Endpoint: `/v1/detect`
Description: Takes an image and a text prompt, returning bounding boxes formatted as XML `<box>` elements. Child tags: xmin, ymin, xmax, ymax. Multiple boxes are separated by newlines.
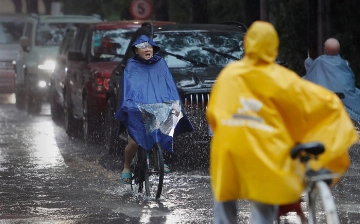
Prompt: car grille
<box><xmin>182</xmin><ymin>93</ymin><xmax>210</xmax><ymax>133</ymax></box>
<box><xmin>183</xmin><ymin>93</ymin><xmax>210</xmax><ymax>108</ymax></box>
<box><xmin>173</xmin><ymin>92</ymin><xmax>211</xmax><ymax>152</ymax></box>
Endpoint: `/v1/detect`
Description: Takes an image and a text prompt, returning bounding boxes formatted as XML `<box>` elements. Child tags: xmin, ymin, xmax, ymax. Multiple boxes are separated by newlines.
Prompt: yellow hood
<box><xmin>207</xmin><ymin>21</ymin><xmax>358</xmax><ymax>205</ymax></box>
<box><xmin>243</xmin><ymin>21</ymin><xmax>279</xmax><ymax>65</ymax></box>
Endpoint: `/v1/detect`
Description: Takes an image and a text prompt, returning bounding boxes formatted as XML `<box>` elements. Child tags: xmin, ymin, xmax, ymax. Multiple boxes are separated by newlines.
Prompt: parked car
<box><xmin>0</xmin><ymin>13</ymin><xmax>27</xmax><ymax>93</ymax></box>
<box><xmin>104</xmin><ymin>23</ymin><xmax>287</xmax><ymax>165</ymax></box>
<box><xmin>14</xmin><ymin>14</ymin><xmax>102</xmax><ymax>114</ymax></box>
<box><xmin>64</xmin><ymin>20</ymin><xmax>175</xmax><ymax>142</ymax></box>
<box><xmin>50</xmin><ymin>25</ymin><xmax>77</xmax><ymax>121</ymax></box>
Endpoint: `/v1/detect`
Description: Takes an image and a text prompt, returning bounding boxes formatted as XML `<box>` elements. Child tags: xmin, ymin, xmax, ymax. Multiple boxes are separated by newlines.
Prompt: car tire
<box><xmin>50</xmin><ymin>85</ymin><xmax>63</xmax><ymax>121</ymax></box>
<box><xmin>15</xmin><ymin>87</ymin><xmax>25</xmax><ymax>110</ymax></box>
<box><xmin>25</xmin><ymin>86</ymin><xmax>42</xmax><ymax>115</ymax></box>
<box><xmin>82</xmin><ymin>95</ymin><xmax>98</xmax><ymax>143</ymax></box>
<box><xmin>64</xmin><ymin>89</ymin><xmax>81</xmax><ymax>137</ymax></box>
<box><xmin>105</xmin><ymin>97</ymin><xmax>122</xmax><ymax>155</ymax></box>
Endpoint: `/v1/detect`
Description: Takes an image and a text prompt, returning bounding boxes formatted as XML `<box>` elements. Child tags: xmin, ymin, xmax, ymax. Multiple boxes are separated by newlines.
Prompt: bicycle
<box><xmin>278</xmin><ymin>142</ymin><xmax>341</xmax><ymax>224</ymax></box>
<box><xmin>130</xmin><ymin>142</ymin><xmax>165</xmax><ymax>200</ymax></box>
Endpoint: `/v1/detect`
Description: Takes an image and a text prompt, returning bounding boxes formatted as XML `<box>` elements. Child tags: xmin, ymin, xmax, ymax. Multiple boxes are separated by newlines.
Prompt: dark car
<box><xmin>104</xmin><ymin>23</ymin><xmax>251</xmax><ymax>164</ymax></box>
<box><xmin>50</xmin><ymin>25</ymin><xmax>77</xmax><ymax>121</ymax></box>
<box><xmin>15</xmin><ymin>14</ymin><xmax>102</xmax><ymax>114</ymax></box>
<box><xmin>63</xmin><ymin>20</ymin><xmax>175</xmax><ymax>142</ymax></box>
<box><xmin>0</xmin><ymin>13</ymin><xmax>27</xmax><ymax>93</ymax></box>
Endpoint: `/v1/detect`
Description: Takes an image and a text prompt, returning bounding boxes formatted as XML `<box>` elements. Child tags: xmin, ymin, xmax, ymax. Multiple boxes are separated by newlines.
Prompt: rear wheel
<box><xmin>307</xmin><ymin>181</ymin><xmax>340</xmax><ymax>224</ymax></box>
<box><xmin>15</xmin><ymin>87</ymin><xmax>25</xmax><ymax>110</ymax></box>
<box><xmin>144</xmin><ymin>143</ymin><xmax>164</xmax><ymax>199</ymax></box>
<box><xmin>50</xmin><ymin>85</ymin><xmax>63</xmax><ymax>121</ymax></box>
<box><xmin>25</xmin><ymin>88</ymin><xmax>42</xmax><ymax>115</ymax></box>
<box><xmin>82</xmin><ymin>96</ymin><xmax>98</xmax><ymax>143</ymax></box>
<box><xmin>64</xmin><ymin>90</ymin><xmax>81</xmax><ymax>137</ymax></box>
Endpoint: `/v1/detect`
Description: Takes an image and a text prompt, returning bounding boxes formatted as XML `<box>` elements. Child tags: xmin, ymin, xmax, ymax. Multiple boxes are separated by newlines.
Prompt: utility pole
<box><xmin>308</xmin><ymin>0</ymin><xmax>318</xmax><ymax>59</ymax></box>
<box><xmin>260</xmin><ymin>0</ymin><xmax>269</xmax><ymax>21</ymax></box>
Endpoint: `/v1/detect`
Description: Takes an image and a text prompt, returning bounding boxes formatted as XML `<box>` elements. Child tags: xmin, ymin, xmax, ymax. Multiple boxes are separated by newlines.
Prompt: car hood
<box><xmin>170</xmin><ymin>66</ymin><xmax>222</xmax><ymax>93</ymax></box>
<box><xmin>0</xmin><ymin>44</ymin><xmax>20</xmax><ymax>61</ymax></box>
<box><xmin>88</xmin><ymin>61</ymin><xmax>120</xmax><ymax>77</ymax></box>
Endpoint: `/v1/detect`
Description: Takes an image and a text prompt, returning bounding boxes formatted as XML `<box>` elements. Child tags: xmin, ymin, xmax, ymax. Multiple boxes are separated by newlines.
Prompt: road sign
<box><xmin>130</xmin><ymin>0</ymin><xmax>153</xmax><ymax>20</ymax></box>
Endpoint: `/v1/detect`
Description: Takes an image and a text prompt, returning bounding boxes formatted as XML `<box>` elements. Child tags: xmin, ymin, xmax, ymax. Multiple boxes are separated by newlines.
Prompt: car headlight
<box><xmin>38</xmin><ymin>80</ymin><xmax>47</xmax><ymax>88</ymax></box>
<box><xmin>38</xmin><ymin>60</ymin><xmax>56</xmax><ymax>71</ymax></box>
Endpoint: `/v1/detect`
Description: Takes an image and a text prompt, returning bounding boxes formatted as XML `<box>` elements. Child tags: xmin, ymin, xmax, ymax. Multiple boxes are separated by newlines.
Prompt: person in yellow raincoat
<box><xmin>206</xmin><ymin>21</ymin><xmax>358</xmax><ymax>223</ymax></box>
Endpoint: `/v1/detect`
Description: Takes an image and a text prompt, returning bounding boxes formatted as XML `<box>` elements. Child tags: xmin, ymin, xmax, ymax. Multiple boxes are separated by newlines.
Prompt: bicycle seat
<box><xmin>290</xmin><ymin>142</ymin><xmax>325</xmax><ymax>159</ymax></box>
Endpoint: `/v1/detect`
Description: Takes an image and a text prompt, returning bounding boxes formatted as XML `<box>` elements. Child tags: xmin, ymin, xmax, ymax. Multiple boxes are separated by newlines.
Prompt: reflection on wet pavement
<box><xmin>0</xmin><ymin>93</ymin><xmax>360</xmax><ymax>223</ymax></box>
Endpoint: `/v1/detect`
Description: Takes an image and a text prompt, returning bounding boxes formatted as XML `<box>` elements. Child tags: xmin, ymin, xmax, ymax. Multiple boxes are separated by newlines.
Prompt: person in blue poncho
<box><xmin>115</xmin><ymin>35</ymin><xmax>193</xmax><ymax>184</ymax></box>
<box><xmin>303</xmin><ymin>37</ymin><xmax>360</xmax><ymax>122</ymax></box>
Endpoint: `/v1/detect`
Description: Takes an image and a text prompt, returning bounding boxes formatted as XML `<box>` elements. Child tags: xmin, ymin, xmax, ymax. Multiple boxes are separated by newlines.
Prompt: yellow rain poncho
<box><xmin>207</xmin><ymin>21</ymin><xmax>358</xmax><ymax>205</ymax></box>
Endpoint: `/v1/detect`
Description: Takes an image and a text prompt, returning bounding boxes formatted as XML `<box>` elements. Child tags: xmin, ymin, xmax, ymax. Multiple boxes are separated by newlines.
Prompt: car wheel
<box><xmin>82</xmin><ymin>96</ymin><xmax>97</xmax><ymax>143</ymax></box>
<box><xmin>64</xmin><ymin>89</ymin><xmax>81</xmax><ymax>137</ymax></box>
<box><xmin>105</xmin><ymin>97</ymin><xmax>122</xmax><ymax>155</ymax></box>
<box><xmin>50</xmin><ymin>85</ymin><xmax>63</xmax><ymax>121</ymax></box>
<box><xmin>25</xmin><ymin>86</ymin><xmax>42</xmax><ymax>115</ymax></box>
<box><xmin>15</xmin><ymin>87</ymin><xmax>25</xmax><ymax>110</ymax></box>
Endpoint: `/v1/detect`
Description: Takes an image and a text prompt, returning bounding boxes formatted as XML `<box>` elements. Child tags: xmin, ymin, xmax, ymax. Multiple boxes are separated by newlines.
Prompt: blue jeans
<box><xmin>213</xmin><ymin>200</ymin><xmax>278</xmax><ymax>224</ymax></box>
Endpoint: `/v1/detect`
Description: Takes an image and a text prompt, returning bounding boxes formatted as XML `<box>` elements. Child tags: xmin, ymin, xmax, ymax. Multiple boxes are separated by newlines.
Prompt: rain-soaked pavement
<box><xmin>0</xmin><ymin>93</ymin><xmax>360</xmax><ymax>224</ymax></box>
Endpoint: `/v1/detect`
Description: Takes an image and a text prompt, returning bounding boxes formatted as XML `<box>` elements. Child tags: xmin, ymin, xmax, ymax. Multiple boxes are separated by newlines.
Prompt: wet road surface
<box><xmin>0</xmin><ymin>93</ymin><xmax>360</xmax><ymax>223</ymax></box>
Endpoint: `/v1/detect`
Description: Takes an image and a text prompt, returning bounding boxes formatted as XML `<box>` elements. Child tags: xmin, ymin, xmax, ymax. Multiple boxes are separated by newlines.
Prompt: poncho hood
<box><xmin>243</xmin><ymin>21</ymin><xmax>279</xmax><ymax>65</ymax></box>
<box><xmin>131</xmin><ymin>34</ymin><xmax>160</xmax><ymax>54</ymax></box>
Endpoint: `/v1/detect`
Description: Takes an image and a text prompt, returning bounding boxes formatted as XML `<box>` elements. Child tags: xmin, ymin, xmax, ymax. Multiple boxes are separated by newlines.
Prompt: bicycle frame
<box><xmin>278</xmin><ymin>142</ymin><xmax>341</xmax><ymax>224</ymax></box>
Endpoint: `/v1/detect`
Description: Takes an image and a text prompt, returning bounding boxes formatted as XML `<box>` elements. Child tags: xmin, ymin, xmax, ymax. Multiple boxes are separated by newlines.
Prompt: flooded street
<box><xmin>0</xmin><ymin>93</ymin><xmax>360</xmax><ymax>223</ymax></box>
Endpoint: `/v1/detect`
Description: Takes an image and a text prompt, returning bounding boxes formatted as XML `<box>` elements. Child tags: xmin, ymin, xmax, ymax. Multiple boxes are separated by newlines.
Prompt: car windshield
<box><xmin>0</xmin><ymin>20</ymin><xmax>25</xmax><ymax>44</ymax></box>
<box><xmin>153</xmin><ymin>30</ymin><xmax>245</xmax><ymax>67</ymax></box>
<box><xmin>36</xmin><ymin>22</ymin><xmax>81</xmax><ymax>46</ymax></box>
<box><xmin>91</xmin><ymin>28</ymin><xmax>137</xmax><ymax>61</ymax></box>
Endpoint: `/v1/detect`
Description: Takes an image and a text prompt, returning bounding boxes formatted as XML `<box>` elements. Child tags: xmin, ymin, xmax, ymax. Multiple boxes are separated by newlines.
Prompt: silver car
<box><xmin>0</xmin><ymin>13</ymin><xmax>27</xmax><ymax>93</ymax></box>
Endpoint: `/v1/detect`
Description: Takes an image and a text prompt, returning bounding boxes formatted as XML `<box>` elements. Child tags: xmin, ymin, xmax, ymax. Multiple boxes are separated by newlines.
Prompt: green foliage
<box><xmin>269</xmin><ymin>0</ymin><xmax>308</xmax><ymax>76</ymax></box>
<box><xmin>207</xmin><ymin>0</ymin><xmax>245</xmax><ymax>23</ymax></box>
<box><xmin>61</xmin><ymin>0</ymin><xmax>359</xmax><ymax>81</ymax></box>
<box><xmin>331</xmin><ymin>1</ymin><xmax>360</xmax><ymax>85</ymax></box>
<box><xmin>62</xmin><ymin>0</ymin><xmax>131</xmax><ymax>21</ymax></box>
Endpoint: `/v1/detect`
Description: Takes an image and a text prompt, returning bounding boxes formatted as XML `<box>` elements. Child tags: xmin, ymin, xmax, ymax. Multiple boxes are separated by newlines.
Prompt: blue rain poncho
<box><xmin>303</xmin><ymin>55</ymin><xmax>360</xmax><ymax>121</ymax></box>
<box><xmin>115</xmin><ymin>35</ymin><xmax>193</xmax><ymax>152</ymax></box>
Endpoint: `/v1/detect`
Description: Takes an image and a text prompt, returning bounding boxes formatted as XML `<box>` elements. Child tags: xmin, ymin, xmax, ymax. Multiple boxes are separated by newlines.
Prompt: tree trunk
<box><xmin>245</xmin><ymin>0</ymin><xmax>260</xmax><ymax>27</ymax></box>
<box><xmin>192</xmin><ymin>0</ymin><xmax>208</xmax><ymax>23</ymax></box>
<box><xmin>43</xmin><ymin>0</ymin><xmax>53</xmax><ymax>15</ymax></box>
<box><xmin>12</xmin><ymin>0</ymin><xmax>22</xmax><ymax>13</ymax></box>
<box><xmin>26</xmin><ymin>0</ymin><xmax>38</xmax><ymax>14</ymax></box>
<box><xmin>308</xmin><ymin>0</ymin><xmax>318</xmax><ymax>59</ymax></box>
<box><xmin>154</xmin><ymin>0</ymin><xmax>169</xmax><ymax>21</ymax></box>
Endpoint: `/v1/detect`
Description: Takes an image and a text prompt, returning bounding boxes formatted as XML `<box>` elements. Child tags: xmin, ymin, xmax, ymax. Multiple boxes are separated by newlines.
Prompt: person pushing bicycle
<box><xmin>206</xmin><ymin>21</ymin><xmax>358</xmax><ymax>223</ymax></box>
<box><xmin>115</xmin><ymin>34</ymin><xmax>193</xmax><ymax>184</ymax></box>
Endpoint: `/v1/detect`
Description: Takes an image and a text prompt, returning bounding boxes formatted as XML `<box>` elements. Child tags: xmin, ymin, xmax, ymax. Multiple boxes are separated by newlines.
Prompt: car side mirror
<box><xmin>68</xmin><ymin>51</ymin><xmax>85</xmax><ymax>61</ymax></box>
<box><xmin>19</xmin><ymin>36</ymin><xmax>29</xmax><ymax>52</ymax></box>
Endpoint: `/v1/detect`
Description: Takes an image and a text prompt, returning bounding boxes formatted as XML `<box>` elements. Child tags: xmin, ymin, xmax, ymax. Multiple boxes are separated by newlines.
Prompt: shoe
<box><xmin>164</xmin><ymin>164</ymin><xmax>170</xmax><ymax>173</ymax></box>
<box><xmin>121</xmin><ymin>172</ymin><xmax>132</xmax><ymax>184</ymax></box>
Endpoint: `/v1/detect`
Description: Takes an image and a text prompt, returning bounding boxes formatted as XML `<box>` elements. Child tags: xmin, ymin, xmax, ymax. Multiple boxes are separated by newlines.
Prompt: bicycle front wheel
<box><xmin>144</xmin><ymin>142</ymin><xmax>164</xmax><ymax>199</ymax></box>
<box><xmin>307</xmin><ymin>181</ymin><xmax>340</xmax><ymax>224</ymax></box>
